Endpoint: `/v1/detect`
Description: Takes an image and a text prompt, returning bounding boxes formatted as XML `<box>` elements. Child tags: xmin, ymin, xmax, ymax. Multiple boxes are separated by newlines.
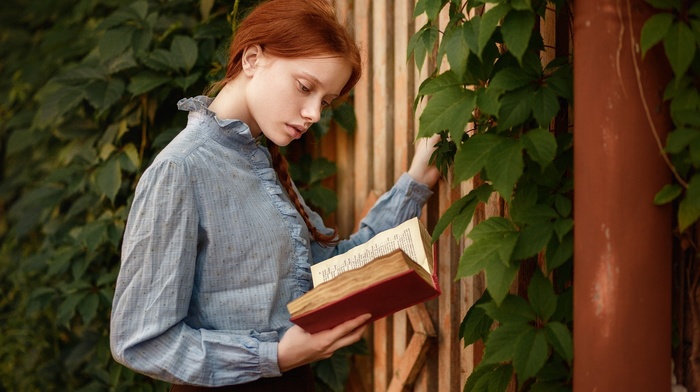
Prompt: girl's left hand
<box><xmin>407</xmin><ymin>134</ymin><xmax>441</xmax><ymax>188</ymax></box>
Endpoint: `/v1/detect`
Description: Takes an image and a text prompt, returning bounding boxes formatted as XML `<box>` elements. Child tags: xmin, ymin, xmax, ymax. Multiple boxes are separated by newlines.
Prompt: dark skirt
<box><xmin>169</xmin><ymin>365</ymin><xmax>315</xmax><ymax>392</ymax></box>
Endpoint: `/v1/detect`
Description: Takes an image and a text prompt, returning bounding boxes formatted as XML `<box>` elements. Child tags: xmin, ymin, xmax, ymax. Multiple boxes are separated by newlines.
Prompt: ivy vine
<box><xmin>410</xmin><ymin>0</ymin><xmax>573</xmax><ymax>390</ymax></box>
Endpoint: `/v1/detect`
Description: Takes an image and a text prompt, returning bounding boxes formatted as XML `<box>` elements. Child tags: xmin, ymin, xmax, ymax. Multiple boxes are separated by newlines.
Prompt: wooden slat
<box><xmin>331</xmin><ymin>0</ymin><xmax>356</xmax><ymax>237</ymax></box>
<box><xmin>393</xmin><ymin>0</ymin><xmax>414</xmax><ymax>180</ymax></box>
<box><xmin>372</xmin><ymin>0</ymin><xmax>392</xmax><ymax>192</ymax></box>
<box><xmin>353</xmin><ymin>0</ymin><xmax>373</xmax><ymax>219</ymax></box>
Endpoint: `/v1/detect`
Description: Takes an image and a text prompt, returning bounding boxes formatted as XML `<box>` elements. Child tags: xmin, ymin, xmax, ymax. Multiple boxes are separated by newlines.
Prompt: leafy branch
<box><xmin>411</xmin><ymin>0</ymin><xmax>573</xmax><ymax>390</ymax></box>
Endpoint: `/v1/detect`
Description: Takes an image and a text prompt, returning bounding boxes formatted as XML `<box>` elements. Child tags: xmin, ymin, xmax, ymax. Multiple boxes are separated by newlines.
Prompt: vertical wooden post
<box><xmin>573</xmin><ymin>0</ymin><xmax>672</xmax><ymax>390</ymax></box>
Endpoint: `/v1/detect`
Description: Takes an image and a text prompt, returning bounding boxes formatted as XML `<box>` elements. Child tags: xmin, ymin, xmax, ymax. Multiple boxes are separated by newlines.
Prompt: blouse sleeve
<box><xmin>309</xmin><ymin>172</ymin><xmax>434</xmax><ymax>264</ymax></box>
<box><xmin>110</xmin><ymin>158</ymin><xmax>280</xmax><ymax>386</ymax></box>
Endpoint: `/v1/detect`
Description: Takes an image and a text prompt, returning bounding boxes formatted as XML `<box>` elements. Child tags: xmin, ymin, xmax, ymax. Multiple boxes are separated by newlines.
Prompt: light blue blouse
<box><xmin>110</xmin><ymin>96</ymin><xmax>433</xmax><ymax>386</ymax></box>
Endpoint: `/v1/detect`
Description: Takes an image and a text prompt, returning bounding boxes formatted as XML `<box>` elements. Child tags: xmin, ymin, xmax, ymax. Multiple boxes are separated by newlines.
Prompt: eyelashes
<box><xmin>298</xmin><ymin>81</ymin><xmax>331</xmax><ymax>108</ymax></box>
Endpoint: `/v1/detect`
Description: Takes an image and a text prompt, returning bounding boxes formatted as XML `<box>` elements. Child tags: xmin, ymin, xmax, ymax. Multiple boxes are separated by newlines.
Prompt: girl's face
<box><xmin>243</xmin><ymin>49</ymin><xmax>352</xmax><ymax>146</ymax></box>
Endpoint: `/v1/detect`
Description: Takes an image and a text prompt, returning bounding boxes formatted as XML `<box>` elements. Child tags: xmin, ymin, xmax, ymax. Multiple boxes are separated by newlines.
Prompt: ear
<box><xmin>241</xmin><ymin>45</ymin><xmax>264</xmax><ymax>77</ymax></box>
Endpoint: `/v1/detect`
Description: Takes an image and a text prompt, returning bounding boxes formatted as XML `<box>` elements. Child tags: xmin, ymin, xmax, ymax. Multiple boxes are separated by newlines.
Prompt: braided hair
<box><xmin>268</xmin><ymin>144</ymin><xmax>340</xmax><ymax>246</ymax></box>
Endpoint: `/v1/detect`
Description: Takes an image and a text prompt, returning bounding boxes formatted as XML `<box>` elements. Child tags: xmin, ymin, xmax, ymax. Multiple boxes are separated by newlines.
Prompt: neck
<box><xmin>208</xmin><ymin>78</ymin><xmax>258</xmax><ymax>135</ymax></box>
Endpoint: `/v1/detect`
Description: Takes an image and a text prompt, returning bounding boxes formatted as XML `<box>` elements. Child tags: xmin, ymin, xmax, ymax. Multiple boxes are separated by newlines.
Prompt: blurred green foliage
<box><xmin>0</xmin><ymin>0</ymin><xmax>356</xmax><ymax>390</ymax></box>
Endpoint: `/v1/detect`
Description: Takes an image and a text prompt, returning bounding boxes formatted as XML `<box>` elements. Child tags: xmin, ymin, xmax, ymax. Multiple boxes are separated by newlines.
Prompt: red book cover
<box><xmin>289</xmin><ymin>247</ymin><xmax>440</xmax><ymax>334</ymax></box>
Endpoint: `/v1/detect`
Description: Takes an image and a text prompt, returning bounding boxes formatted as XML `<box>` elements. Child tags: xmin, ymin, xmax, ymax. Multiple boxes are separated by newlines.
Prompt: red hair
<box><xmin>214</xmin><ymin>0</ymin><xmax>362</xmax><ymax>99</ymax></box>
<box><xmin>216</xmin><ymin>0</ymin><xmax>362</xmax><ymax>246</ymax></box>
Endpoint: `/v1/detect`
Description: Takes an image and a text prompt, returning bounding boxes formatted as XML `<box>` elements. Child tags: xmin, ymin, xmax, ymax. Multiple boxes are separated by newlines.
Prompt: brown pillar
<box><xmin>573</xmin><ymin>0</ymin><xmax>672</xmax><ymax>391</ymax></box>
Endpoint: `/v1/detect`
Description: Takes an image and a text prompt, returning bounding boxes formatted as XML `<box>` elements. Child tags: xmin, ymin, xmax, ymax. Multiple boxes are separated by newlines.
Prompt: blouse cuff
<box><xmin>258</xmin><ymin>341</ymin><xmax>282</xmax><ymax>378</ymax></box>
<box><xmin>397</xmin><ymin>172</ymin><xmax>433</xmax><ymax>205</ymax></box>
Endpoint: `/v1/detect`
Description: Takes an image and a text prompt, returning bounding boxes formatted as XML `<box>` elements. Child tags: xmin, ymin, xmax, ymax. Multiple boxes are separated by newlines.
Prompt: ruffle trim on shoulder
<box><xmin>243</xmin><ymin>140</ymin><xmax>313</xmax><ymax>298</ymax></box>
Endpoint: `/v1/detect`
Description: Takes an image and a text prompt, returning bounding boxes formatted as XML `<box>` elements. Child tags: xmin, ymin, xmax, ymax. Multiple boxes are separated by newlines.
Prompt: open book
<box><xmin>287</xmin><ymin>217</ymin><xmax>440</xmax><ymax>333</ymax></box>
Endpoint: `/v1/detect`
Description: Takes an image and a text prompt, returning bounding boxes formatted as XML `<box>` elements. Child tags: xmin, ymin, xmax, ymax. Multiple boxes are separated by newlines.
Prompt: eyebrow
<box><xmin>300</xmin><ymin>71</ymin><xmax>340</xmax><ymax>98</ymax></box>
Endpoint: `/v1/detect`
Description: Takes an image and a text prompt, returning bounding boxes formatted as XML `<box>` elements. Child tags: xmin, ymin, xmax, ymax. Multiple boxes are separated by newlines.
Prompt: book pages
<box><xmin>311</xmin><ymin>217</ymin><xmax>431</xmax><ymax>286</ymax></box>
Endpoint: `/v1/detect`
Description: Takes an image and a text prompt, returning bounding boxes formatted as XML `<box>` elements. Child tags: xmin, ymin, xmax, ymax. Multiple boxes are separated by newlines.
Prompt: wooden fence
<box><xmin>313</xmin><ymin>1</ymin><xmax>569</xmax><ymax>391</ymax></box>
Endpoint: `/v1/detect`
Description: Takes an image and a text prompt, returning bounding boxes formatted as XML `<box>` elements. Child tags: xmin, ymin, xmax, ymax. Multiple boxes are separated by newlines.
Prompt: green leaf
<box><xmin>679</xmin><ymin>200</ymin><xmax>700</xmax><ymax>232</ymax></box>
<box><xmin>130</xmin><ymin>0</ymin><xmax>149</xmax><ymax>19</ymax></box>
<box><xmin>482</xmin><ymin>322</ymin><xmax>527</xmax><ymax>364</ymax></box>
<box><xmin>128</xmin><ymin>71</ymin><xmax>171</xmax><ymax>95</ymax></box>
<box><xmin>95</xmin><ymin>157</ymin><xmax>122</xmax><ymax>203</ymax></box>
<box><xmin>78</xmin><ymin>293</ymin><xmax>100</xmax><ymax>325</ymax></box>
<box><xmin>99</xmin><ymin>28</ymin><xmax>133</xmax><ymax>62</ymax></box>
<box><xmin>501</xmin><ymin>10</ymin><xmax>535</xmax><ymax>63</ymax></box>
<box><xmin>523</xmin><ymin>128</ymin><xmax>557</xmax><ymax>169</ymax></box>
<box><xmin>460</xmin><ymin>291</ymin><xmax>494</xmax><ymax>346</ymax></box>
<box><xmin>512</xmin><ymin>222</ymin><xmax>553</xmax><ymax>260</ymax></box>
<box><xmin>106</xmin><ymin>49</ymin><xmax>138</xmax><ymax>75</ymax></box>
<box><xmin>458</xmin><ymin>217</ymin><xmax>519</xmax><ymax>278</ymax></box>
<box><xmin>408</xmin><ymin>24</ymin><xmax>439</xmax><ymax>72</ymax></box>
<box><xmin>485</xmin><ymin>137</ymin><xmax>524</xmax><ymax>200</ymax></box>
<box><xmin>644</xmin><ymin>0</ymin><xmax>680</xmax><ymax>10</ymax></box>
<box><xmin>454</xmin><ymin>133</ymin><xmax>502</xmax><ymax>183</ymax></box>
<box><xmin>142</xmin><ymin>48</ymin><xmax>175</xmax><ymax>71</ymax></box>
<box><xmin>484</xmin><ymin>257</ymin><xmax>520</xmax><ymax>304</ymax></box>
<box><xmin>512</xmin><ymin>327</ymin><xmax>548</xmax><ymax>380</ymax></box>
<box><xmin>546</xmin><ymin>232</ymin><xmax>572</xmax><ymax>270</ymax></box>
<box><xmin>85</xmin><ymin>79</ymin><xmax>125</xmax><ymax>112</ymax></box>
<box><xmin>489</xmin><ymin>67</ymin><xmax>534</xmax><ymax>92</ymax></box>
<box><xmin>313</xmin><ymin>346</ymin><xmax>354</xmax><ymax>391</ymax></box>
<box><xmin>498</xmin><ymin>87</ymin><xmax>535</xmax><ymax>130</ymax></box>
<box><xmin>433</xmin><ymin>193</ymin><xmax>475</xmax><ymax>240</ymax></box>
<box><xmin>477</xmin><ymin>86</ymin><xmax>502</xmax><ymax>116</ymax></box>
<box><xmin>309</xmin><ymin>158</ymin><xmax>337</xmax><ymax>184</ymax></box>
<box><xmin>465</xmin><ymin>363</ymin><xmax>513</xmax><ymax>392</ymax></box>
<box><xmin>36</xmin><ymin>84</ymin><xmax>86</xmax><ymax>127</ymax></box>
<box><xmin>554</xmin><ymin>194</ymin><xmax>572</xmax><ymax>217</ymax></box>
<box><xmin>119</xmin><ymin>144</ymin><xmax>141</xmax><ymax>173</ymax></box>
<box><xmin>174</xmin><ymin>72</ymin><xmax>202</xmax><ymax>90</ymax></box>
<box><xmin>418</xmin><ymin>87</ymin><xmax>475</xmax><ymax>141</ymax></box>
<box><xmin>414</xmin><ymin>0</ymin><xmax>447</xmax><ymax>20</ymax></box>
<box><xmin>480</xmin><ymin>294</ymin><xmax>536</xmax><ymax>324</ymax></box>
<box><xmin>332</xmin><ymin>102</ymin><xmax>357</xmax><ymax>134</ymax></box>
<box><xmin>171</xmin><ymin>35</ymin><xmax>198</xmax><ymax>72</ymax></box>
<box><xmin>545</xmin><ymin>321</ymin><xmax>573</xmax><ymax>363</ymax></box>
<box><xmin>654</xmin><ymin>183</ymin><xmax>683</xmax><ymax>205</ymax></box>
<box><xmin>553</xmin><ymin>218</ymin><xmax>573</xmax><ymax>242</ymax></box>
<box><xmin>664</xmin><ymin>21</ymin><xmax>696</xmax><ymax>77</ymax></box>
<box><xmin>532</xmin><ymin>86</ymin><xmax>560</xmax><ymax>127</ymax></box>
<box><xmin>468</xmin><ymin>216</ymin><xmax>519</xmax><ymax>242</ymax></box>
<box><xmin>665</xmin><ymin>127</ymin><xmax>700</xmax><ymax>153</ymax></box>
<box><xmin>512</xmin><ymin>0</ymin><xmax>532</xmax><ymax>10</ymax></box>
<box><xmin>478</xmin><ymin>3</ymin><xmax>511</xmax><ymax>56</ymax></box>
<box><xmin>640</xmin><ymin>12</ymin><xmax>674</xmax><ymax>57</ymax></box>
<box><xmin>57</xmin><ymin>292</ymin><xmax>87</xmax><ymax>328</ymax></box>
<box><xmin>528</xmin><ymin>270</ymin><xmax>557</xmax><ymax>321</ymax></box>
<box><xmin>441</xmin><ymin>23</ymin><xmax>470</xmax><ymax>77</ymax></box>
<box><xmin>301</xmin><ymin>185</ymin><xmax>338</xmax><ymax>214</ymax></box>
<box><xmin>418</xmin><ymin>70</ymin><xmax>462</xmax><ymax>96</ymax></box>
<box><xmin>545</xmin><ymin>66</ymin><xmax>573</xmax><ymax>102</ymax></box>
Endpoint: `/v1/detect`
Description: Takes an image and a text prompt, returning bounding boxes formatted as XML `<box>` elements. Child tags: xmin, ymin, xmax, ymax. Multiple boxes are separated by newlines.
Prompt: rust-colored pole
<box><xmin>573</xmin><ymin>0</ymin><xmax>672</xmax><ymax>391</ymax></box>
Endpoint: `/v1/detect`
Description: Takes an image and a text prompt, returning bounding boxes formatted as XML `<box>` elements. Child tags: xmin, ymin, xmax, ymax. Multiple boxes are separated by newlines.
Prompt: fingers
<box><xmin>278</xmin><ymin>315</ymin><xmax>372</xmax><ymax>372</ymax></box>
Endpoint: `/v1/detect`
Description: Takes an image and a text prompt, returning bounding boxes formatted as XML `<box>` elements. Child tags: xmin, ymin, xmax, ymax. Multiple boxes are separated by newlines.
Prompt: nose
<box><xmin>301</xmin><ymin>101</ymin><xmax>321</xmax><ymax>124</ymax></box>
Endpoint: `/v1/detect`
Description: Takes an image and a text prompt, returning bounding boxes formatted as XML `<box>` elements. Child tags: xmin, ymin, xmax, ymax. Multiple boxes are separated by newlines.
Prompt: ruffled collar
<box><xmin>177</xmin><ymin>95</ymin><xmax>263</xmax><ymax>150</ymax></box>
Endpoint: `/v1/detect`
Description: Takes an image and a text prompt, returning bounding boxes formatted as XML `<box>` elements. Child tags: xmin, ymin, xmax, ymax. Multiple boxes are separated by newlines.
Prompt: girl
<box><xmin>110</xmin><ymin>0</ymin><xmax>440</xmax><ymax>390</ymax></box>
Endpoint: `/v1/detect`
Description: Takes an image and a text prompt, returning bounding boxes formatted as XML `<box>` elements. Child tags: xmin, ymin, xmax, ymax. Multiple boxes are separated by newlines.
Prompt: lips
<box><xmin>286</xmin><ymin>124</ymin><xmax>306</xmax><ymax>139</ymax></box>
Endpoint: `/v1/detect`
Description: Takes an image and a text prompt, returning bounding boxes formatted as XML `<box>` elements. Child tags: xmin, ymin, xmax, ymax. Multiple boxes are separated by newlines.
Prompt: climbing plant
<box><xmin>640</xmin><ymin>0</ymin><xmax>700</xmax><ymax>389</ymax></box>
<box><xmin>0</xmin><ymin>0</ymin><xmax>355</xmax><ymax>390</ymax></box>
<box><xmin>410</xmin><ymin>0</ymin><xmax>573</xmax><ymax>390</ymax></box>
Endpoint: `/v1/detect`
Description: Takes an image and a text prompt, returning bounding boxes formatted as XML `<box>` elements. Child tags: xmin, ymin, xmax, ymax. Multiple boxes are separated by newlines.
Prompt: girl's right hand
<box><xmin>277</xmin><ymin>313</ymin><xmax>372</xmax><ymax>372</ymax></box>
